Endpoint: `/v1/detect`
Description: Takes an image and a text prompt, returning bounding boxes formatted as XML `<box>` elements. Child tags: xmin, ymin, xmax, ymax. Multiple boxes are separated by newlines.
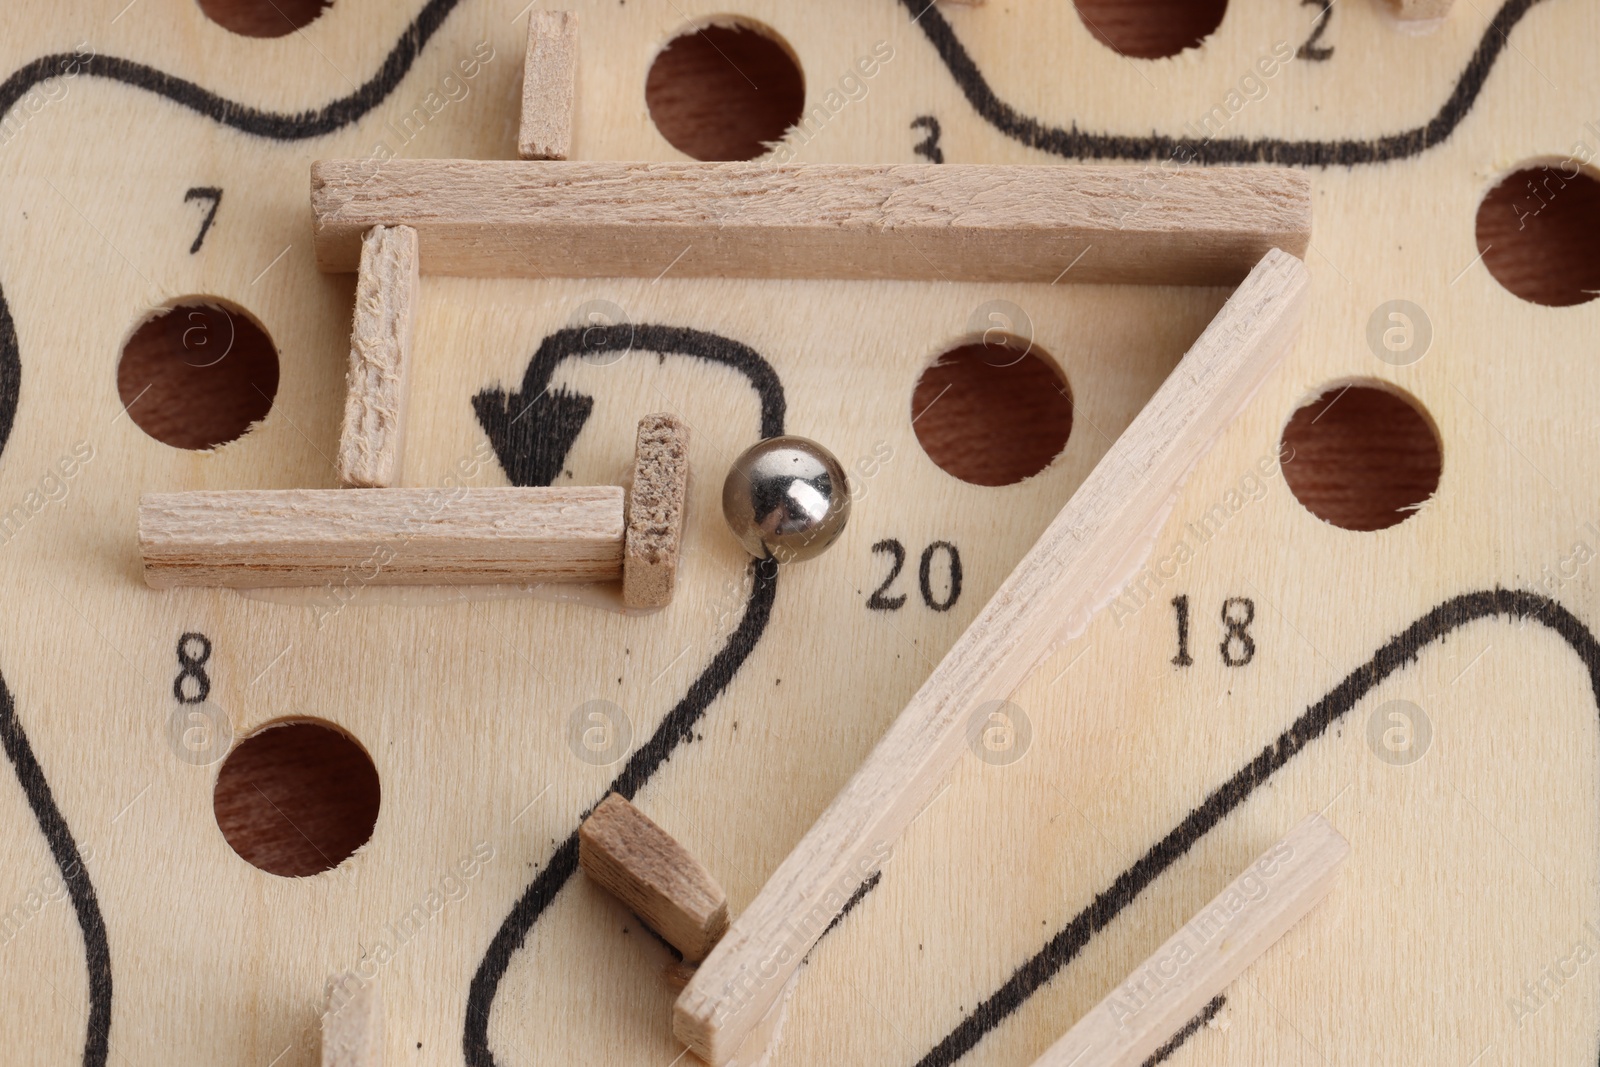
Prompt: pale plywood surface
<box><xmin>0</xmin><ymin>1</ymin><xmax>1595</xmax><ymax>1066</ymax></box>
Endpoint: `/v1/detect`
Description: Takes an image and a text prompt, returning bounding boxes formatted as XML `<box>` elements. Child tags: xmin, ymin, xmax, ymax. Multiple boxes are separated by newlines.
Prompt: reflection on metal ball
<box><xmin>721</xmin><ymin>436</ymin><xmax>851</xmax><ymax>563</ymax></box>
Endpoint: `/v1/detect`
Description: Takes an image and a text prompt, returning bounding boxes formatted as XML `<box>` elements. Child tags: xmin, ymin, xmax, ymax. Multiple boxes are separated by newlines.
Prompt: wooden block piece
<box><xmin>139</xmin><ymin>487</ymin><xmax>624</xmax><ymax>588</ymax></box>
<box><xmin>623</xmin><ymin>412</ymin><xmax>690</xmax><ymax>609</ymax></box>
<box><xmin>1387</xmin><ymin>0</ymin><xmax>1454</xmax><ymax>19</ymax></box>
<box><xmin>339</xmin><ymin>225</ymin><xmax>419</xmax><ymax>488</ymax></box>
<box><xmin>580</xmin><ymin>793</ymin><xmax>729</xmax><ymax>962</ymax></box>
<box><xmin>674</xmin><ymin>249</ymin><xmax>1311</xmax><ymax>1063</ymax></box>
<box><xmin>1030</xmin><ymin>815</ymin><xmax>1349</xmax><ymax>1067</ymax></box>
<box><xmin>518</xmin><ymin>10</ymin><xmax>578</xmax><ymax>160</ymax></box>
<box><xmin>311</xmin><ymin>160</ymin><xmax>1312</xmax><ymax>285</ymax></box>
<box><xmin>323</xmin><ymin>975</ymin><xmax>383</xmax><ymax>1067</ymax></box>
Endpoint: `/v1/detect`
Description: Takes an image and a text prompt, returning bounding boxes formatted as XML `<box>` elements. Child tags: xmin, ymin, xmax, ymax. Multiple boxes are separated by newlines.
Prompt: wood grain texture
<box><xmin>2</xmin><ymin>1</ymin><xmax>1596</xmax><ymax>1064</ymax></box>
<box><xmin>338</xmin><ymin>226</ymin><xmax>419</xmax><ymax>489</ymax></box>
<box><xmin>1387</xmin><ymin>0</ymin><xmax>1455</xmax><ymax>19</ymax></box>
<box><xmin>623</xmin><ymin>412</ymin><xmax>690</xmax><ymax>609</ymax></box>
<box><xmin>1029</xmin><ymin>815</ymin><xmax>1348</xmax><ymax>1067</ymax></box>
<box><xmin>580</xmin><ymin>793</ymin><xmax>729</xmax><ymax>963</ymax></box>
<box><xmin>322</xmin><ymin>975</ymin><xmax>383</xmax><ymax>1067</ymax></box>
<box><xmin>139</xmin><ymin>487</ymin><xmax>624</xmax><ymax>588</ymax></box>
<box><xmin>675</xmin><ymin>249</ymin><xmax>1311</xmax><ymax>1063</ymax></box>
<box><xmin>310</xmin><ymin>160</ymin><xmax>1311</xmax><ymax>283</ymax></box>
<box><xmin>518</xmin><ymin>10</ymin><xmax>577</xmax><ymax>161</ymax></box>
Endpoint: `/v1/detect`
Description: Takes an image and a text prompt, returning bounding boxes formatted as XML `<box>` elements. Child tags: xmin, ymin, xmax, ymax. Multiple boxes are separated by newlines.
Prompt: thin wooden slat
<box><xmin>518</xmin><ymin>10</ymin><xmax>578</xmax><ymax>161</ymax></box>
<box><xmin>1388</xmin><ymin>0</ymin><xmax>1454</xmax><ymax>18</ymax></box>
<box><xmin>622</xmin><ymin>412</ymin><xmax>690</xmax><ymax>609</ymax></box>
<box><xmin>310</xmin><ymin>160</ymin><xmax>1311</xmax><ymax>284</ymax></box>
<box><xmin>338</xmin><ymin>225</ymin><xmax>419</xmax><ymax>488</ymax></box>
<box><xmin>580</xmin><ymin>793</ymin><xmax>730</xmax><ymax>962</ymax></box>
<box><xmin>322</xmin><ymin>976</ymin><xmax>383</xmax><ymax>1067</ymax></box>
<box><xmin>1030</xmin><ymin>814</ymin><xmax>1348</xmax><ymax>1067</ymax></box>
<box><xmin>139</xmin><ymin>487</ymin><xmax>624</xmax><ymax>589</ymax></box>
<box><xmin>673</xmin><ymin>248</ymin><xmax>1311</xmax><ymax>1064</ymax></box>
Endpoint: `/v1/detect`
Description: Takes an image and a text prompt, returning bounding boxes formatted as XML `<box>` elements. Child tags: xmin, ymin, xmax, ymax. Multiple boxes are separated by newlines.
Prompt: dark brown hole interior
<box><xmin>645</xmin><ymin>23</ymin><xmax>805</xmax><ymax>161</ymax></box>
<box><xmin>1281</xmin><ymin>384</ymin><xmax>1441</xmax><ymax>532</ymax></box>
<box><xmin>1476</xmin><ymin>165</ymin><xmax>1600</xmax><ymax>307</ymax></box>
<box><xmin>1074</xmin><ymin>0</ymin><xmax>1228</xmax><ymax>58</ymax></box>
<box><xmin>117</xmin><ymin>302</ymin><xmax>279</xmax><ymax>450</ymax></box>
<box><xmin>912</xmin><ymin>342</ymin><xmax>1073</xmax><ymax>487</ymax></box>
<box><xmin>197</xmin><ymin>0</ymin><xmax>331</xmax><ymax>37</ymax></box>
<box><xmin>214</xmin><ymin>722</ymin><xmax>380</xmax><ymax>878</ymax></box>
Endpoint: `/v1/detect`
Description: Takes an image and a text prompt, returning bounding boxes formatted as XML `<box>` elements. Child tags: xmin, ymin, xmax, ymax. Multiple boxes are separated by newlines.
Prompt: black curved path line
<box><xmin>915</xmin><ymin>589</ymin><xmax>1600</xmax><ymax>1067</ymax></box>
<box><xmin>464</xmin><ymin>325</ymin><xmax>786</xmax><ymax>1067</ymax></box>
<box><xmin>900</xmin><ymin>0</ymin><xmax>1552</xmax><ymax>165</ymax></box>
<box><xmin>0</xmin><ymin>219</ymin><xmax>107</xmax><ymax>1067</ymax></box>
<box><xmin>0</xmin><ymin>3</ymin><xmax>476</xmax><ymax>1062</ymax></box>
<box><xmin>0</xmin><ymin>0</ymin><xmax>470</xmax><ymax>139</ymax></box>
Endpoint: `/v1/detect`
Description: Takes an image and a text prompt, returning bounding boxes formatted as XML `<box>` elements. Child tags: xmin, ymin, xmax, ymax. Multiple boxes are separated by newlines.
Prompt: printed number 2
<box><xmin>1297</xmin><ymin>0</ymin><xmax>1334</xmax><ymax>61</ymax></box>
<box><xmin>869</xmin><ymin>539</ymin><xmax>962</xmax><ymax>612</ymax></box>
<box><xmin>174</xmin><ymin>632</ymin><xmax>212</xmax><ymax>703</ymax></box>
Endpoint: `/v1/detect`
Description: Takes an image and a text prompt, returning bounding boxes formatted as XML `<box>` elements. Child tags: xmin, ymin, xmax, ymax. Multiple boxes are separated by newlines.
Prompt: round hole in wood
<box><xmin>214</xmin><ymin>721</ymin><xmax>380</xmax><ymax>878</ymax></box>
<box><xmin>197</xmin><ymin>0</ymin><xmax>330</xmax><ymax>37</ymax></box>
<box><xmin>1476</xmin><ymin>163</ymin><xmax>1600</xmax><ymax>307</ymax></box>
<box><xmin>912</xmin><ymin>340</ymin><xmax>1073</xmax><ymax>487</ymax></box>
<box><xmin>1074</xmin><ymin>0</ymin><xmax>1228</xmax><ymax>58</ymax></box>
<box><xmin>117</xmin><ymin>301</ymin><xmax>279</xmax><ymax>450</ymax></box>
<box><xmin>1280</xmin><ymin>383</ymin><xmax>1441</xmax><ymax>532</ymax></box>
<box><xmin>646</xmin><ymin>21</ymin><xmax>805</xmax><ymax>161</ymax></box>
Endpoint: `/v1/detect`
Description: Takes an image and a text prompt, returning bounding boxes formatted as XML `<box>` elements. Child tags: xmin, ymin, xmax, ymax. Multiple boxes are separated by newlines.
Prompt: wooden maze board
<box><xmin>3</xmin><ymin>0</ymin><xmax>1600</xmax><ymax>1065</ymax></box>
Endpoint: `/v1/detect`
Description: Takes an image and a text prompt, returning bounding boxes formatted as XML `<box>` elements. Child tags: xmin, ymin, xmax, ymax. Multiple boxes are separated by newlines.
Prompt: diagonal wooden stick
<box><xmin>674</xmin><ymin>248</ymin><xmax>1311</xmax><ymax>1064</ymax></box>
<box><xmin>1030</xmin><ymin>814</ymin><xmax>1348</xmax><ymax>1067</ymax></box>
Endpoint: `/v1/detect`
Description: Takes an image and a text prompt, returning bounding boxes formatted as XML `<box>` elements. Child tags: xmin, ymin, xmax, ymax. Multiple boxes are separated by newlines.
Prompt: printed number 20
<box><xmin>869</xmin><ymin>539</ymin><xmax>962</xmax><ymax>612</ymax></box>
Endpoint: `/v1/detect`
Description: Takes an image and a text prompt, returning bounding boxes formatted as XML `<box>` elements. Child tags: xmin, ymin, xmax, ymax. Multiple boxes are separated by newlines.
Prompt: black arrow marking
<box><xmin>899</xmin><ymin>0</ymin><xmax>1552</xmax><ymax>166</ymax></box>
<box><xmin>473</xmin><ymin>323</ymin><xmax>785</xmax><ymax>488</ymax></box>
<box><xmin>913</xmin><ymin>589</ymin><xmax>1600</xmax><ymax>1067</ymax></box>
<box><xmin>0</xmin><ymin>264</ymin><xmax>108</xmax><ymax>1067</ymax></box>
<box><xmin>465</xmin><ymin>323</ymin><xmax>786</xmax><ymax>1066</ymax></box>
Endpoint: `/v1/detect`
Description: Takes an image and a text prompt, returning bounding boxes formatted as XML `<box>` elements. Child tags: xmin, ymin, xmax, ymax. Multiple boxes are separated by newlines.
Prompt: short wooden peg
<box><xmin>518</xmin><ymin>10</ymin><xmax>578</xmax><ymax>161</ymax></box>
<box><xmin>623</xmin><ymin>412</ymin><xmax>690</xmax><ymax>609</ymax></box>
<box><xmin>322</xmin><ymin>975</ymin><xmax>383</xmax><ymax>1067</ymax></box>
<box><xmin>580</xmin><ymin>793</ymin><xmax>729</xmax><ymax>963</ymax></box>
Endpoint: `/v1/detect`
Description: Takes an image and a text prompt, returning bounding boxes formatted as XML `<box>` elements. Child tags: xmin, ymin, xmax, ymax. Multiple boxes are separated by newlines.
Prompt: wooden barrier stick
<box><xmin>139</xmin><ymin>487</ymin><xmax>623</xmax><ymax>588</ymax></box>
<box><xmin>580</xmin><ymin>793</ymin><xmax>730</xmax><ymax>962</ymax></box>
<box><xmin>518</xmin><ymin>10</ymin><xmax>578</xmax><ymax>161</ymax></box>
<box><xmin>338</xmin><ymin>225</ymin><xmax>419</xmax><ymax>488</ymax></box>
<box><xmin>311</xmin><ymin>160</ymin><xmax>1311</xmax><ymax>285</ymax></box>
<box><xmin>673</xmin><ymin>249</ymin><xmax>1311</xmax><ymax>1064</ymax></box>
<box><xmin>322</xmin><ymin>976</ymin><xmax>383</xmax><ymax>1067</ymax></box>
<box><xmin>1030</xmin><ymin>814</ymin><xmax>1348</xmax><ymax>1067</ymax></box>
<box><xmin>1387</xmin><ymin>0</ymin><xmax>1454</xmax><ymax>19</ymax></box>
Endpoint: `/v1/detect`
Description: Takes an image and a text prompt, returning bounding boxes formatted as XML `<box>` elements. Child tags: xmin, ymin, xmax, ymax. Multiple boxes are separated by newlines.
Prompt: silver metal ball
<box><xmin>721</xmin><ymin>436</ymin><xmax>851</xmax><ymax>563</ymax></box>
